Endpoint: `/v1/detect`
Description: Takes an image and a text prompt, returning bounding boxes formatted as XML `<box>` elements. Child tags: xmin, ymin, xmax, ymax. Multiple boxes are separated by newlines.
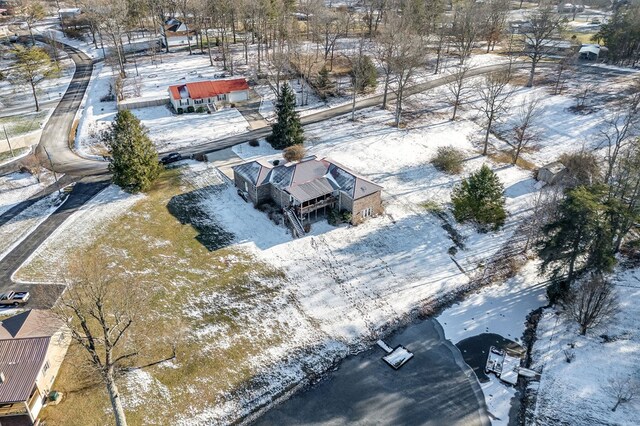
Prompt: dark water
<box><xmin>456</xmin><ymin>333</ymin><xmax>524</xmax><ymax>383</ymax></box>
<box><xmin>166</xmin><ymin>185</ymin><xmax>234</xmax><ymax>251</ymax></box>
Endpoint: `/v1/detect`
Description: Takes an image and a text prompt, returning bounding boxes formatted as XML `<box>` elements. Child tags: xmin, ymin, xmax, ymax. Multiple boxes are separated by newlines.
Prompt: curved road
<box><xmin>41</xmin><ymin>42</ymin><xmax>539</xmax><ymax>174</ymax></box>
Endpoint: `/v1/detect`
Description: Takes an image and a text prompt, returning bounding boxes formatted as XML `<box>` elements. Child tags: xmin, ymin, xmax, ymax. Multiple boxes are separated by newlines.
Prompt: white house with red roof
<box><xmin>168</xmin><ymin>79</ymin><xmax>250</xmax><ymax>112</ymax></box>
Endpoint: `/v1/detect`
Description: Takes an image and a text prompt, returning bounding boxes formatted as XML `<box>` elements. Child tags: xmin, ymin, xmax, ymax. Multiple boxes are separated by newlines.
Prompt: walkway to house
<box><xmin>236</xmin><ymin>98</ymin><xmax>269</xmax><ymax>130</ymax></box>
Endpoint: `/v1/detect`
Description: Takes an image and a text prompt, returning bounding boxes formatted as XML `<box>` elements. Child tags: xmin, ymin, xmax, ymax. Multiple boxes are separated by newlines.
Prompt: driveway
<box><xmin>255</xmin><ymin>319</ymin><xmax>490</xmax><ymax>426</ymax></box>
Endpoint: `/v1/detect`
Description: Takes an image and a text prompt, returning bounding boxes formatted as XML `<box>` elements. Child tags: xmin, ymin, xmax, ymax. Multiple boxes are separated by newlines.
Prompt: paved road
<box><xmin>33</xmin><ymin>39</ymin><xmax>108</xmax><ymax>176</ymax></box>
<box><xmin>36</xmin><ymin>36</ymin><xmax>543</xmax><ymax>176</ymax></box>
<box><xmin>255</xmin><ymin>319</ymin><xmax>490</xmax><ymax>426</ymax></box>
<box><xmin>0</xmin><ymin>178</ymin><xmax>109</xmax><ymax>308</ymax></box>
<box><xmin>184</xmin><ymin>61</ymin><xmax>546</xmax><ymax>158</ymax></box>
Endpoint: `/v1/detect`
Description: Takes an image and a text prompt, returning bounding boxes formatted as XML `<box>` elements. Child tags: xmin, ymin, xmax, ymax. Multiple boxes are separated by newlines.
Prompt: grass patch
<box><xmin>488</xmin><ymin>150</ymin><xmax>537</xmax><ymax>171</ymax></box>
<box><xmin>0</xmin><ymin>110</ymin><xmax>49</xmax><ymax>137</ymax></box>
<box><xmin>421</xmin><ymin>200</ymin><xmax>445</xmax><ymax>214</ymax></box>
<box><xmin>0</xmin><ymin>146</ymin><xmax>29</xmax><ymax>163</ymax></box>
<box><xmin>29</xmin><ymin>168</ymin><xmax>291</xmax><ymax>425</ymax></box>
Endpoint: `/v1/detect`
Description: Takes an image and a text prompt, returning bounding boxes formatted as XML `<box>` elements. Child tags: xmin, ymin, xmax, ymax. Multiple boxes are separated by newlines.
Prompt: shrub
<box><xmin>177</xmin><ymin>108</ymin><xmax>184</xmax><ymax>114</ymax></box>
<box><xmin>187</xmin><ymin>106</ymin><xmax>195</xmax><ymax>113</ymax></box>
<box><xmin>452</xmin><ymin>164</ymin><xmax>506</xmax><ymax>231</ymax></box>
<box><xmin>248</xmin><ymin>139</ymin><xmax>260</xmax><ymax>147</ymax></box>
<box><xmin>196</xmin><ymin>106</ymin><xmax>205</xmax><ymax>113</ymax></box>
<box><xmin>432</xmin><ymin>146</ymin><xmax>465</xmax><ymax>174</ymax></box>
<box><xmin>559</xmin><ymin>151</ymin><xmax>601</xmax><ymax>186</ymax></box>
<box><xmin>329</xmin><ymin>208</ymin><xmax>352</xmax><ymax>225</ymax></box>
<box><xmin>283</xmin><ymin>145</ymin><xmax>306</xmax><ymax>162</ymax></box>
<box><xmin>272</xmin><ymin>159</ymin><xmax>280</xmax><ymax>166</ymax></box>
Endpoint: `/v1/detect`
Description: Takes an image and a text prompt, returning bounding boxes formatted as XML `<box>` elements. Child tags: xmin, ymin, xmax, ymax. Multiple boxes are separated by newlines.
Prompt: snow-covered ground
<box><xmin>13</xmin><ymin>185</ymin><xmax>143</xmax><ymax>283</ymax></box>
<box><xmin>75</xmin><ymin>61</ymin><xmax>251</xmax><ymax>157</ymax></box>
<box><xmin>0</xmin><ymin>191</ymin><xmax>64</xmax><ymax>262</ymax></box>
<box><xmin>438</xmin><ymin>262</ymin><xmax>548</xmax><ymax>425</ymax></box>
<box><xmin>0</xmin><ymin>171</ymin><xmax>56</xmax><ymax>216</ymax></box>
<box><xmin>530</xmin><ymin>268</ymin><xmax>640</xmax><ymax>425</ymax></box>
<box><xmin>0</xmin><ymin>41</ymin><xmax>74</xmax><ymax>112</ymax></box>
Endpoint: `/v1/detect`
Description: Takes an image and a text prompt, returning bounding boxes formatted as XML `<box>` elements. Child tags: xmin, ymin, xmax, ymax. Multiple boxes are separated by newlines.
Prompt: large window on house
<box><xmin>194</xmin><ymin>99</ymin><xmax>204</xmax><ymax>104</ymax></box>
<box><xmin>361</xmin><ymin>207</ymin><xmax>372</xmax><ymax>218</ymax></box>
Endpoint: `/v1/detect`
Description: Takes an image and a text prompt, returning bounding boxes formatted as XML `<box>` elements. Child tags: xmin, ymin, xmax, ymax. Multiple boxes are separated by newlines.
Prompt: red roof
<box><xmin>169</xmin><ymin>79</ymin><xmax>249</xmax><ymax>100</ymax></box>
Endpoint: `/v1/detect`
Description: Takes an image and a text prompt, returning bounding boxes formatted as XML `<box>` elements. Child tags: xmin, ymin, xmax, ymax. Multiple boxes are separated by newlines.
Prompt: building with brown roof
<box><xmin>0</xmin><ymin>310</ymin><xmax>70</xmax><ymax>424</ymax></box>
<box><xmin>233</xmin><ymin>155</ymin><xmax>383</xmax><ymax>235</ymax></box>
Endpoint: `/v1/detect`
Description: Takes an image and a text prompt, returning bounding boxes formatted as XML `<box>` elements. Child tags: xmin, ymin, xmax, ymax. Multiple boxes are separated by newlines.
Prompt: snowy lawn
<box><xmin>0</xmin><ymin>42</ymin><xmax>74</xmax><ymax>111</ymax></box>
<box><xmin>530</xmin><ymin>268</ymin><xmax>640</xmax><ymax>425</ymax></box>
<box><xmin>75</xmin><ymin>62</ymin><xmax>250</xmax><ymax>157</ymax></box>
<box><xmin>28</xmin><ymin>168</ymin><xmax>326</xmax><ymax>426</ymax></box>
<box><xmin>0</xmin><ymin>191</ymin><xmax>65</xmax><ymax>262</ymax></box>
<box><xmin>0</xmin><ymin>171</ymin><xmax>56</xmax><ymax>216</ymax></box>
<box><xmin>34</xmin><ymin>102</ymin><xmax>545</xmax><ymax>424</ymax></box>
<box><xmin>438</xmin><ymin>262</ymin><xmax>548</xmax><ymax>426</ymax></box>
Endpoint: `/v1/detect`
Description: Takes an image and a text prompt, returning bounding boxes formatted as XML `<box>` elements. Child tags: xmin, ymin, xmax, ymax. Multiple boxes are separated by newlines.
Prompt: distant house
<box><xmin>233</xmin><ymin>155</ymin><xmax>383</xmax><ymax>234</ymax></box>
<box><xmin>58</xmin><ymin>8</ymin><xmax>81</xmax><ymax>19</ymax></box>
<box><xmin>525</xmin><ymin>39</ymin><xmax>577</xmax><ymax>55</ymax></box>
<box><xmin>160</xmin><ymin>18</ymin><xmax>197</xmax><ymax>48</ymax></box>
<box><xmin>579</xmin><ymin>44</ymin><xmax>608</xmax><ymax>61</ymax></box>
<box><xmin>557</xmin><ymin>3</ymin><xmax>585</xmax><ymax>14</ymax></box>
<box><xmin>0</xmin><ymin>310</ymin><xmax>70</xmax><ymax>424</ymax></box>
<box><xmin>168</xmin><ymin>79</ymin><xmax>250</xmax><ymax>112</ymax></box>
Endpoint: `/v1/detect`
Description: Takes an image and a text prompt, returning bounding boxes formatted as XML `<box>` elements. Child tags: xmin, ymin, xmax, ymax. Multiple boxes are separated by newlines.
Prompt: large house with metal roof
<box><xmin>168</xmin><ymin>79</ymin><xmax>250</xmax><ymax>112</ymax></box>
<box><xmin>0</xmin><ymin>310</ymin><xmax>71</xmax><ymax>424</ymax></box>
<box><xmin>232</xmin><ymin>155</ymin><xmax>383</xmax><ymax>235</ymax></box>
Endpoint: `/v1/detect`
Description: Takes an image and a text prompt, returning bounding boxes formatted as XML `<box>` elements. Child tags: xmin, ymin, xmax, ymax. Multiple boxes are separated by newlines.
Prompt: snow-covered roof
<box><xmin>579</xmin><ymin>44</ymin><xmax>601</xmax><ymax>55</ymax></box>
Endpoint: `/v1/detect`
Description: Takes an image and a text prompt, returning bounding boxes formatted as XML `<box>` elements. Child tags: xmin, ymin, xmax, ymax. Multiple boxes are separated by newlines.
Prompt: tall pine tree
<box><xmin>267</xmin><ymin>84</ymin><xmax>304</xmax><ymax>150</ymax></box>
<box><xmin>104</xmin><ymin>110</ymin><xmax>161</xmax><ymax>193</ymax></box>
<box><xmin>452</xmin><ymin>164</ymin><xmax>506</xmax><ymax>231</ymax></box>
<box><xmin>537</xmin><ymin>185</ymin><xmax>615</xmax><ymax>284</ymax></box>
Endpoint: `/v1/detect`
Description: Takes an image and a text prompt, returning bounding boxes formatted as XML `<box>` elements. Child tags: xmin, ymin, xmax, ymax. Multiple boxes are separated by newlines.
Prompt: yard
<box><xmin>33</xmin><ymin>168</ymin><xmax>326</xmax><ymax>425</ymax></box>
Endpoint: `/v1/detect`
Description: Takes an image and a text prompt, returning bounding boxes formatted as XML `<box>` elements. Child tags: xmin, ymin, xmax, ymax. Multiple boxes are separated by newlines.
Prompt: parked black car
<box><xmin>160</xmin><ymin>152</ymin><xmax>182</xmax><ymax>165</ymax></box>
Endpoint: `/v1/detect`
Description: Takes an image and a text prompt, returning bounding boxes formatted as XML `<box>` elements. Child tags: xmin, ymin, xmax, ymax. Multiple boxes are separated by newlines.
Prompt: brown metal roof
<box><xmin>0</xmin><ymin>337</ymin><xmax>49</xmax><ymax>404</ymax></box>
<box><xmin>0</xmin><ymin>310</ymin><xmax>62</xmax><ymax>340</ymax></box>
<box><xmin>285</xmin><ymin>177</ymin><xmax>335</xmax><ymax>203</ymax></box>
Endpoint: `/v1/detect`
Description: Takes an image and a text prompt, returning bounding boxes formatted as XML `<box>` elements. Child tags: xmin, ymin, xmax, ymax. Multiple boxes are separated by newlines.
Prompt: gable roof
<box><xmin>169</xmin><ymin>79</ymin><xmax>250</xmax><ymax>101</ymax></box>
<box><xmin>0</xmin><ymin>310</ymin><xmax>63</xmax><ymax>340</ymax></box>
<box><xmin>0</xmin><ymin>337</ymin><xmax>50</xmax><ymax>404</ymax></box>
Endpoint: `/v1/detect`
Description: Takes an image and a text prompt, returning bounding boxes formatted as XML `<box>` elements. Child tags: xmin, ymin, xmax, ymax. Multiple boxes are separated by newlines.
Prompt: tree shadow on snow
<box><xmin>166</xmin><ymin>185</ymin><xmax>235</xmax><ymax>252</ymax></box>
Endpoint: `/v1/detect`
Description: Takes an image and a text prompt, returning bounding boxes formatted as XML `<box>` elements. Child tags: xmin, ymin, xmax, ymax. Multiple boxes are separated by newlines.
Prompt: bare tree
<box><xmin>599</xmin><ymin>84</ymin><xmax>640</xmax><ymax>182</ymax></box>
<box><xmin>565</xmin><ymin>273</ymin><xmax>618</xmax><ymax>336</ymax></box>
<box><xmin>483</xmin><ymin>0</ymin><xmax>510</xmax><ymax>53</ymax></box>
<box><xmin>509</xmin><ymin>96</ymin><xmax>542</xmax><ymax>164</ymax></box>
<box><xmin>603</xmin><ymin>374</ymin><xmax>638</xmax><ymax>412</ymax></box>
<box><xmin>476</xmin><ymin>70</ymin><xmax>512</xmax><ymax>155</ymax></box>
<box><xmin>522</xmin><ymin>4</ymin><xmax>566</xmax><ymax>87</ymax></box>
<box><xmin>552</xmin><ymin>53</ymin><xmax>577</xmax><ymax>95</ymax></box>
<box><xmin>447</xmin><ymin>63</ymin><xmax>471</xmax><ymax>121</ymax></box>
<box><xmin>18</xmin><ymin>1</ymin><xmax>46</xmax><ymax>46</ymax></box>
<box><xmin>451</xmin><ymin>0</ymin><xmax>483</xmax><ymax>64</ymax></box>
<box><xmin>56</xmin><ymin>255</ymin><xmax>145</xmax><ymax>426</ymax></box>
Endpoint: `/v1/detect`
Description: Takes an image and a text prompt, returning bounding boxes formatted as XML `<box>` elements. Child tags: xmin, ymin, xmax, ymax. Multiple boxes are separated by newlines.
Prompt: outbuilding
<box><xmin>537</xmin><ymin>161</ymin><xmax>567</xmax><ymax>185</ymax></box>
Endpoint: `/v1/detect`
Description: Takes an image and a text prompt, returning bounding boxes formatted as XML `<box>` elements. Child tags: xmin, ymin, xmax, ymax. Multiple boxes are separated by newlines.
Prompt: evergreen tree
<box><xmin>452</xmin><ymin>164</ymin><xmax>506</xmax><ymax>231</ymax></box>
<box><xmin>537</xmin><ymin>185</ymin><xmax>615</xmax><ymax>284</ymax></box>
<box><xmin>316</xmin><ymin>65</ymin><xmax>333</xmax><ymax>100</ymax></box>
<box><xmin>267</xmin><ymin>84</ymin><xmax>304</xmax><ymax>150</ymax></box>
<box><xmin>350</xmin><ymin>55</ymin><xmax>378</xmax><ymax>93</ymax></box>
<box><xmin>104</xmin><ymin>110</ymin><xmax>161</xmax><ymax>193</ymax></box>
